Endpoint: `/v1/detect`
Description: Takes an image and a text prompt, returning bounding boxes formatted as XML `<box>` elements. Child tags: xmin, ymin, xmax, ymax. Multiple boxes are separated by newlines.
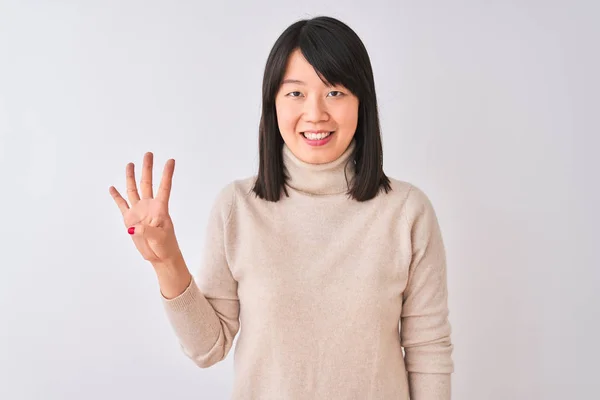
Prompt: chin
<box><xmin>299</xmin><ymin>147</ymin><xmax>342</xmax><ymax>165</ymax></box>
<box><xmin>283</xmin><ymin>132</ymin><xmax>351</xmax><ymax>164</ymax></box>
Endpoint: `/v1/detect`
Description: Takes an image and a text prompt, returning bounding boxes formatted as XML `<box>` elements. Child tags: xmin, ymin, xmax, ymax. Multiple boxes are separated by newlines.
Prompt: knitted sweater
<box><xmin>161</xmin><ymin>141</ymin><xmax>454</xmax><ymax>399</ymax></box>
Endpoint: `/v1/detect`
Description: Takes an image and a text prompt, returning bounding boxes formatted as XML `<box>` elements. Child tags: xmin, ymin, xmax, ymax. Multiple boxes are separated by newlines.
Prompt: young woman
<box><xmin>110</xmin><ymin>16</ymin><xmax>454</xmax><ymax>400</ymax></box>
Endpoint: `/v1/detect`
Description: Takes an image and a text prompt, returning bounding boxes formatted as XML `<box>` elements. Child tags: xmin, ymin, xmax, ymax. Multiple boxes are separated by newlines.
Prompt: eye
<box><xmin>328</xmin><ymin>91</ymin><xmax>345</xmax><ymax>97</ymax></box>
<box><xmin>286</xmin><ymin>91</ymin><xmax>302</xmax><ymax>97</ymax></box>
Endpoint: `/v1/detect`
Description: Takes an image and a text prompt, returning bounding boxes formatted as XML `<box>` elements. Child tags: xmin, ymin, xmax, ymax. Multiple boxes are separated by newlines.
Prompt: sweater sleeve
<box><xmin>401</xmin><ymin>185</ymin><xmax>454</xmax><ymax>399</ymax></box>
<box><xmin>160</xmin><ymin>183</ymin><xmax>240</xmax><ymax>368</ymax></box>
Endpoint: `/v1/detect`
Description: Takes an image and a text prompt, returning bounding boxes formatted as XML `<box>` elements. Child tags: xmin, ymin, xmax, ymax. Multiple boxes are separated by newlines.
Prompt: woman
<box><xmin>109</xmin><ymin>16</ymin><xmax>454</xmax><ymax>400</ymax></box>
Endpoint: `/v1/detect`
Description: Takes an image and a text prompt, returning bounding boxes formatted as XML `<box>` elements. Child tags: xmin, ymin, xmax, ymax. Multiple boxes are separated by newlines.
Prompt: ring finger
<box><xmin>126</xmin><ymin>162</ymin><xmax>141</xmax><ymax>205</ymax></box>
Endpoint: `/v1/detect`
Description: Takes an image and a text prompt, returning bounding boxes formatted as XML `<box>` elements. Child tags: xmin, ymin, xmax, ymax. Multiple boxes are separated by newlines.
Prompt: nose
<box><xmin>302</xmin><ymin>95</ymin><xmax>329</xmax><ymax>123</ymax></box>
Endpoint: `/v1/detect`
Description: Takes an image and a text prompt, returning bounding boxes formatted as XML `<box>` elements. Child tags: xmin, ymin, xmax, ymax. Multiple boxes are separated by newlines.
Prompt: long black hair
<box><xmin>252</xmin><ymin>16</ymin><xmax>391</xmax><ymax>202</ymax></box>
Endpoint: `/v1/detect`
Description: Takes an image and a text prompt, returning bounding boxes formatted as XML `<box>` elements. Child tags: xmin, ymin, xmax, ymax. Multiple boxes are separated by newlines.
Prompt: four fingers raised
<box><xmin>109</xmin><ymin>153</ymin><xmax>175</xmax><ymax>218</ymax></box>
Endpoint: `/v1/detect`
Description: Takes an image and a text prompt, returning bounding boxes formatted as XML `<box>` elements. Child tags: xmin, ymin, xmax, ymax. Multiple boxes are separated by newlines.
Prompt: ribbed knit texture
<box><xmin>162</xmin><ymin>140</ymin><xmax>454</xmax><ymax>399</ymax></box>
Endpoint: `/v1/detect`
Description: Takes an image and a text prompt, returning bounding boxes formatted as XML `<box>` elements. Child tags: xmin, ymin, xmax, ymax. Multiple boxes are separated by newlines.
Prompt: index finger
<box><xmin>156</xmin><ymin>158</ymin><xmax>175</xmax><ymax>204</ymax></box>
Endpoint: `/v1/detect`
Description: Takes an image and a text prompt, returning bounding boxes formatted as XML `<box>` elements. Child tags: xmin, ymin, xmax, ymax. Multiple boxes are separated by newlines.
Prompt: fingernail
<box><xmin>128</xmin><ymin>227</ymin><xmax>135</xmax><ymax>235</ymax></box>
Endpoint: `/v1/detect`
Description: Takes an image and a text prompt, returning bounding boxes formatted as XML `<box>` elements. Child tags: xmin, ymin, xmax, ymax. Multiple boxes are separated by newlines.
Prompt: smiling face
<box><xmin>275</xmin><ymin>49</ymin><xmax>360</xmax><ymax>165</ymax></box>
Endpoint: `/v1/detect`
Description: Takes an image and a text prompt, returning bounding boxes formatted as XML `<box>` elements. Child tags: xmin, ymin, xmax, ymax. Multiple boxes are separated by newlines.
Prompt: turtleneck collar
<box><xmin>282</xmin><ymin>140</ymin><xmax>356</xmax><ymax>196</ymax></box>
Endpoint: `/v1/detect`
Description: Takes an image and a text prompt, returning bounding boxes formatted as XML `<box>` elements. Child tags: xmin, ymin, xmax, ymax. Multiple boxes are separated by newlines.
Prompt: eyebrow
<box><xmin>281</xmin><ymin>79</ymin><xmax>306</xmax><ymax>85</ymax></box>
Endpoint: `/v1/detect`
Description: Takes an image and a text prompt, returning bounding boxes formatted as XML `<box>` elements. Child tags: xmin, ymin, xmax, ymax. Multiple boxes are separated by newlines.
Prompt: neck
<box><xmin>282</xmin><ymin>140</ymin><xmax>356</xmax><ymax>196</ymax></box>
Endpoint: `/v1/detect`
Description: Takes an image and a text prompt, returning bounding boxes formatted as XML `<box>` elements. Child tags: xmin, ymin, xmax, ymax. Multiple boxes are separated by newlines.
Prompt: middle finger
<box><xmin>140</xmin><ymin>152</ymin><xmax>154</xmax><ymax>199</ymax></box>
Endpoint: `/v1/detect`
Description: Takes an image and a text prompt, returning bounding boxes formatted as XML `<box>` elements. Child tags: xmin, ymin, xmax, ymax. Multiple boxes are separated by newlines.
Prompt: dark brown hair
<box><xmin>252</xmin><ymin>16</ymin><xmax>391</xmax><ymax>202</ymax></box>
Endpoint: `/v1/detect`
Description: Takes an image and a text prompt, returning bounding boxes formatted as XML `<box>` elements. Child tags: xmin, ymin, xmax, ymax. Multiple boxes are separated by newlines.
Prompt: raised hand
<box><xmin>109</xmin><ymin>152</ymin><xmax>182</xmax><ymax>265</ymax></box>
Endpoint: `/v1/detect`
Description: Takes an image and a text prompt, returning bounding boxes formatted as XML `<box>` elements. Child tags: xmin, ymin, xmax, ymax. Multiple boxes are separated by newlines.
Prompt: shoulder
<box><xmin>210</xmin><ymin>175</ymin><xmax>257</xmax><ymax>212</ymax></box>
<box><xmin>223</xmin><ymin>175</ymin><xmax>257</xmax><ymax>201</ymax></box>
<box><xmin>385</xmin><ymin>177</ymin><xmax>439</xmax><ymax>223</ymax></box>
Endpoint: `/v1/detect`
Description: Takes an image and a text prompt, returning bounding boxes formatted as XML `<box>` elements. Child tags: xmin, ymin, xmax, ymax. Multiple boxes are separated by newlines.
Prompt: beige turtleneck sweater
<box><xmin>161</xmin><ymin>141</ymin><xmax>454</xmax><ymax>399</ymax></box>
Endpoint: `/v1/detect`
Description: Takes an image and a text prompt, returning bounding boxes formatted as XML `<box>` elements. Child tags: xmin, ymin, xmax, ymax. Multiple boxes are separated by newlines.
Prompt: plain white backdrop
<box><xmin>0</xmin><ymin>0</ymin><xmax>598</xmax><ymax>399</ymax></box>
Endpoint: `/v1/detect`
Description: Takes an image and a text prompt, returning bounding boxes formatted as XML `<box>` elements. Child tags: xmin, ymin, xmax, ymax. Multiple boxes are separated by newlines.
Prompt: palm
<box><xmin>109</xmin><ymin>152</ymin><xmax>181</xmax><ymax>264</ymax></box>
<box><xmin>123</xmin><ymin>198</ymin><xmax>167</xmax><ymax>229</ymax></box>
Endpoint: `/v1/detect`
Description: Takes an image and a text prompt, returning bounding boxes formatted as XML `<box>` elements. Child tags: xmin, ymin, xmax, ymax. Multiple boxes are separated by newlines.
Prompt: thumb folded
<box><xmin>128</xmin><ymin>224</ymin><xmax>165</xmax><ymax>240</ymax></box>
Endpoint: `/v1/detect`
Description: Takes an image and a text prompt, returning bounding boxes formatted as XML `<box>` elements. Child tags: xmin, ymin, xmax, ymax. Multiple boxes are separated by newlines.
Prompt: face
<box><xmin>275</xmin><ymin>49</ymin><xmax>359</xmax><ymax>165</ymax></box>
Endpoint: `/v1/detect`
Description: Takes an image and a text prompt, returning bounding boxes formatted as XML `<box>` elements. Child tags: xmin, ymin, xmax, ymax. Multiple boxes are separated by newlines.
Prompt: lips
<box><xmin>300</xmin><ymin>131</ymin><xmax>335</xmax><ymax>146</ymax></box>
<box><xmin>301</xmin><ymin>131</ymin><xmax>334</xmax><ymax>139</ymax></box>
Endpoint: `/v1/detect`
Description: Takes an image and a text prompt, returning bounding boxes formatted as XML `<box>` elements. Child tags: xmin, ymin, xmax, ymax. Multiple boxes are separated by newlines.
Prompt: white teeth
<box><xmin>303</xmin><ymin>132</ymin><xmax>332</xmax><ymax>140</ymax></box>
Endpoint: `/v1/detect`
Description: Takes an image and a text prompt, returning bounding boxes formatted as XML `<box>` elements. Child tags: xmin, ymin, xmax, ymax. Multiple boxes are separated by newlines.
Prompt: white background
<box><xmin>1</xmin><ymin>0</ymin><xmax>598</xmax><ymax>399</ymax></box>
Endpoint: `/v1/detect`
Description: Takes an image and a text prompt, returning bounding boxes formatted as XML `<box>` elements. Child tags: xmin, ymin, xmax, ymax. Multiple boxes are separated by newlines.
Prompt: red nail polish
<box><xmin>128</xmin><ymin>227</ymin><xmax>135</xmax><ymax>235</ymax></box>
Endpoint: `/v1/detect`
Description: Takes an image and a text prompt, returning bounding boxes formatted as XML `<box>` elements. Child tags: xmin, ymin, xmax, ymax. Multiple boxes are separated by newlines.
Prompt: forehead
<box><xmin>282</xmin><ymin>49</ymin><xmax>327</xmax><ymax>85</ymax></box>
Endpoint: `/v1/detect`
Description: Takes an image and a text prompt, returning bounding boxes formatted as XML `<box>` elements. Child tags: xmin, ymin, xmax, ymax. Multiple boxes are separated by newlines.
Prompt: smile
<box><xmin>300</xmin><ymin>131</ymin><xmax>335</xmax><ymax>146</ymax></box>
<box><xmin>301</xmin><ymin>131</ymin><xmax>334</xmax><ymax>140</ymax></box>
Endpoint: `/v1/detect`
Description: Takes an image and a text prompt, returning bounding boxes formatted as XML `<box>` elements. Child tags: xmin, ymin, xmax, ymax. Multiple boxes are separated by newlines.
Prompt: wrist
<box><xmin>152</xmin><ymin>250</ymin><xmax>185</xmax><ymax>272</ymax></box>
<box><xmin>152</xmin><ymin>253</ymin><xmax>192</xmax><ymax>300</ymax></box>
